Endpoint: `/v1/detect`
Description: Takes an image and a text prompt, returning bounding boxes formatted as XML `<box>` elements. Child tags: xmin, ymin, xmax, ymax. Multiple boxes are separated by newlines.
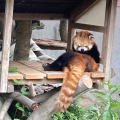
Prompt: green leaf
<box><xmin>99</xmin><ymin>102</ymin><xmax>113</xmax><ymax>120</ymax></box>
<box><xmin>97</xmin><ymin>95</ymin><xmax>107</xmax><ymax>104</ymax></box>
<box><xmin>21</xmin><ymin>86</ymin><xmax>30</xmax><ymax>95</ymax></box>
<box><xmin>111</xmin><ymin>102</ymin><xmax>120</xmax><ymax>108</ymax></box>
<box><xmin>14</xmin><ymin>119</ymin><xmax>20</xmax><ymax>120</ymax></box>
<box><xmin>111</xmin><ymin>111</ymin><xmax>119</xmax><ymax>120</ymax></box>
<box><xmin>104</xmin><ymin>92</ymin><xmax>111</xmax><ymax>101</ymax></box>
<box><xmin>13</xmin><ymin>79</ymin><xmax>24</xmax><ymax>85</ymax></box>
<box><xmin>91</xmin><ymin>90</ymin><xmax>106</xmax><ymax>96</ymax></box>
<box><xmin>9</xmin><ymin>67</ymin><xmax>18</xmax><ymax>72</ymax></box>
<box><xmin>15</xmin><ymin>102</ymin><xmax>24</xmax><ymax>112</ymax></box>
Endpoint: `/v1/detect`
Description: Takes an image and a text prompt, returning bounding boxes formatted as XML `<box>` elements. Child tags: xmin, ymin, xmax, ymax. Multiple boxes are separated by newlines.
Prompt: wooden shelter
<box><xmin>0</xmin><ymin>0</ymin><xmax>117</xmax><ymax>94</ymax></box>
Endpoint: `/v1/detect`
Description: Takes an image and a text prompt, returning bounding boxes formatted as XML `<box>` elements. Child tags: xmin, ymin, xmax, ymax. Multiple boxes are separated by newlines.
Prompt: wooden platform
<box><xmin>2</xmin><ymin>60</ymin><xmax>105</xmax><ymax>85</ymax></box>
<box><xmin>33</xmin><ymin>39</ymin><xmax>67</xmax><ymax>50</ymax></box>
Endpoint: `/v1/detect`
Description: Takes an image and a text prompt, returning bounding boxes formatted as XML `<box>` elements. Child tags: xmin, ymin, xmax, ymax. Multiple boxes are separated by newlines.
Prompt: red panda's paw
<box><xmin>42</xmin><ymin>63</ymin><xmax>51</xmax><ymax>71</ymax></box>
<box><xmin>92</xmin><ymin>63</ymin><xmax>99</xmax><ymax>72</ymax></box>
<box><xmin>54</xmin><ymin>101</ymin><xmax>69</xmax><ymax>112</ymax></box>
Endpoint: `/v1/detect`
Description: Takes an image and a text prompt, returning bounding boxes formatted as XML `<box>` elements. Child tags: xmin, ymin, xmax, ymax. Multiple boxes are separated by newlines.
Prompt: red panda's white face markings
<box><xmin>72</xmin><ymin>31</ymin><xmax>94</xmax><ymax>52</ymax></box>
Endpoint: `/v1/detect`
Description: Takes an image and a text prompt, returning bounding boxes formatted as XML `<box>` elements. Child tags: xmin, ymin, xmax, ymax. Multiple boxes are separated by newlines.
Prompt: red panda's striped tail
<box><xmin>54</xmin><ymin>61</ymin><xmax>85</xmax><ymax>112</ymax></box>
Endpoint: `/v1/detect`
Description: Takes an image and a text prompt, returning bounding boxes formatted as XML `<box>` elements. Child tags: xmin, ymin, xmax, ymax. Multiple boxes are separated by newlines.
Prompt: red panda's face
<box><xmin>72</xmin><ymin>31</ymin><xmax>94</xmax><ymax>52</ymax></box>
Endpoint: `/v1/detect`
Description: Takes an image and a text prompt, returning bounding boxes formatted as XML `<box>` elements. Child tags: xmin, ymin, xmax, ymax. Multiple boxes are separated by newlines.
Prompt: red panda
<box><xmin>42</xmin><ymin>30</ymin><xmax>100</xmax><ymax>112</ymax></box>
<box><xmin>72</xmin><ymin>30</ymin><xmax>100</xmax><ymax>63</ymax></box>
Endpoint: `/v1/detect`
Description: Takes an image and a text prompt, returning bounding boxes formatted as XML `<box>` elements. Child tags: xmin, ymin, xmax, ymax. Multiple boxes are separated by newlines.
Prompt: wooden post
<box><xmin>59</xmin><ymin>20</ymin><xmax>68</xmax><ymax>42</ymax></box>
<box><xmin>0</xmin><ymin>0</ymin><xmax>14</xmax><ymax>92</ymax></box>
<box><xmin>102</xmin><ymin>0</ymin><xmax>117</xmax><ymax>81</ymax></box>
<box><xmin>67</xmin><ymin>21</ymin><xmax>75</xmax><ymax>51</ymax></box>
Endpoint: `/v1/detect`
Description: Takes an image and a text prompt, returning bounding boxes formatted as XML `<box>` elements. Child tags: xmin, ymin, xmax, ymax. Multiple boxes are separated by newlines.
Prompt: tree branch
<box><xmin>27</xmin><ymin>75</ymin><xmax>93</xmax><ymax>120</ymax></box>
<box><xmin>10</xmin><ymin>92</ymin><xmax>38</xmax><ymax>110</ymax></box>
<box><xmin>0</xmin><ymin>97</ymin><xmax>12</xmax><ymax>120</ymax></box>
<box><xmin>0</xmin><ymin>98</ymin><xmax>13</xmax><ymax>120</ymax></box>
<box><xmin>32</xmin><ymin>88</ymin><xmax>60</xmax><ymax>103</ymax></box>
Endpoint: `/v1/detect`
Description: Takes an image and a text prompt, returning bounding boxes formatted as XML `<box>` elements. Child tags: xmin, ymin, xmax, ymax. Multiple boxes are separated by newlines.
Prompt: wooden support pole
<box><xmin>102</xmin><ymin>0</ymin><xmax>117</xmax><ymax>81</ymax></box>
<box><xmin>67</xmin><ymin>21</ymin><xmax>75</xmax><ymax>51</ymax></box>
<box><xmin>0</xmin><ymin>0</ymin><xmax>14</xmax><ymax>92</ymax></box>
<box><xmin>0</xmin><ymin>98</ymin><xmax>13</xmax><ymax>120</ymax></box>
<box><xmin>0</xmin><ymin>97</ymin><xmax>12</xmax><ymax>120</ymax></box>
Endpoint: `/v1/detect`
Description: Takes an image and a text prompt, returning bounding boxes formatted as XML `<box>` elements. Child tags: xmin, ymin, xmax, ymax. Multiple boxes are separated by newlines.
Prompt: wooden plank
<box><xmin>0</xmin><ymin>0</ymin><xmax>14</xmax><ymax>92</ymax></box>
<box><xmin>70</xmin><ymin>0</ymin><xmax>100</xmax><ymax>21</ymax></box>
<box><xmin>102</xmin><ymin>0</ymin><xmax>117</xmax><ymax>81</ymax></box>
<box><xmin>91</xmin><ymin>72</ymin><xmax>105</xmax><ymax>78</ymax></box>
<box><xmin>19</xmin><ymin>61</ymin><xmax>46</xmax><ymax>72</ymax></box>
<box><xmin>19</xmin><ymin>60</ymin><xmax>53</xmax><ymax>73</ymax></box>
<box><xmin>46</xmin><ymin>71</ymin><xmax>64</xmax><ymax>79</ymax></box>
<box><xmin>8</xmin><ymin>73</ymin><xmax>23</xmax><ymax>80</ymax></box>
<box><xmin>34</xmin><ymin>39</ymin><xmax>67</xmax><ymax>49</ymax></box>
<box><xmin>9</xmin><ymin>62</ymin><xmax>46</xmax><ymax>79</ymax></box>
<box><xmin>46</xmin><ymin>72</ymin><xmax>104</xmax><ymax>79</ymax></box>
<box><xmin>0</xmin><ymin>13</ymin><xmax>68</xmax><ymax>20</ymax></box>
<box><xmin>19</xmin><ymin>61</ymin><xmax>104</xmax><ymax>79</ymax></box>
<box><xmin>19</xmin><ymin>60</ymin><xmax>69</xmax><ymax>79</ymax></box>
<box><xmin>19</xmin><ymin>61</ymin><xmax>62</xmax><ymax>80</ymax></box>
<box><xmin>8</xmin><ymin>79</ymin><xmax>62</xmax><ymax>85</ymax></box>
<box><xmin>70</xmin><ymin>22</ymin><xmax>105</xmax><ymax>33</ymax></box>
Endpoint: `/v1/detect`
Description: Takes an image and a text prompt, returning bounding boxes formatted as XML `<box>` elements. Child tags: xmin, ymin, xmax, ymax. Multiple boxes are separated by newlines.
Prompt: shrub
<box><xmin>50</xmin><ymin>81</ymin><xmax>120</xmax><ymax>120</ymax></box>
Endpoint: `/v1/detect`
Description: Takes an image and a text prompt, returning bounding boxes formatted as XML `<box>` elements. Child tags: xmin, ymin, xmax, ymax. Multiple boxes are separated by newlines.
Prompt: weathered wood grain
<box><xmin>0</xmin><ymin>0</ymin><xmax>14</xmax><ymax>92</ymax></box>
<box><xmin>9</xmin><ymin>62</ymin><xmax>46</xmax><ymax>79</ymax></box>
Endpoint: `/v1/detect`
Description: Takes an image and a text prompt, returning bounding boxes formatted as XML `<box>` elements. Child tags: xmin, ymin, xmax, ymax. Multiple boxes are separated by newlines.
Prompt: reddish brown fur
<box><xmin>54</xmin><ymin>53</ymin><xmax>99</xmax><ymax>112</ymax></box>
<box><xmin>72</xmin><ymin>30</ymin><xmax>94</xmax><ymax>49</ymax></box>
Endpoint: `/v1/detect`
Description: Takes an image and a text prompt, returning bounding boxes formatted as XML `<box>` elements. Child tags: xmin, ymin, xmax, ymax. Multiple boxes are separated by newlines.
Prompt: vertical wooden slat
<box><xmin>67</xmin><ymin>21</ymin><xmax>75</xmax><ymax>51</ymax></box>
<box><xmin>102</xmin><ymin>0</ymin><xmax>117</xmax><ymax>81</ymax></box>
<box><xmin>0</xmin><ymin>0</ymin><xmax>14</xmax><ymax>92</ymax></box>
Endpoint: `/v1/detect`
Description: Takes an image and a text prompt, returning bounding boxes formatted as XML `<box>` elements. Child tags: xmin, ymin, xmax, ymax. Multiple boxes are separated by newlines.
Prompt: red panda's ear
<box><xmin>89</xmin><ymin>33</ymin><xmax>94</xmax><ymax>39</ymax></box>
<box><xmin>76</xmin><ymin>31</ymin><xmax>78</xmax><ymax>35</ymax></box>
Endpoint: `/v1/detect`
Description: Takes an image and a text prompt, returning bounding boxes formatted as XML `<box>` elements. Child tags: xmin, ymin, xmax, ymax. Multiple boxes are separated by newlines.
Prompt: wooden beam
<box><xmin>0</xmin><ymin>13</ymin><xmax>68</xmax><ymax>20</ymax></box>
<box><xmin>0</xmin><ymin>0</ymin><xmax>14</xmax><ymax>92</ymax></box>
<box><xmin>69</xmin><ymin>0</ymin><xmax>100</xmax><ymax>21</ymax></box>
<box><xmin>67</xmin><ymin>21</ymin><xmax>75</xmax><ymax>51</ymax></box>
<box><xmin>102</xmin><ymin>0</ymin><xmax>117</xmax><ymax>81</ymax></box>
<box><xmin>70</xmin><ymin>22</ymin><xmax>105</xmax><ymax>33</ymax></box>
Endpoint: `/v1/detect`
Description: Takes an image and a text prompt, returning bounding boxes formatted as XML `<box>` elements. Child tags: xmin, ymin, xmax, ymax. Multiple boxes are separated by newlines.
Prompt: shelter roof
<box><xmin>0</xmin><ymin>0</ymin><xmax>99</xmax><ymax>20</ymax></box>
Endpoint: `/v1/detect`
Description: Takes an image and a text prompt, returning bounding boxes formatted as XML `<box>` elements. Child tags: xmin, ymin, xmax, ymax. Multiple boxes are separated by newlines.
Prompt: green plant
<box><xmin>8</xmin><ymin>67</ymin><xmax>31</xmax><ymax>119</ymax></box>
<box><xmin>50</xmin><ymin>103</ymin><xmax>100</xmax><ymax>120</ymax></box>
<box><xmin>14</xmin><ymin>102</ymin><xmax>31</xmax><ymax>120</ymax></box>
<box><xmin>50</xmin><ymin>81</ymin><xmax>120</xmax><ymax>120</ymax></box>
<box><xmin>91</xmin><ymin>80</ymin><xmax>120</xmax><ymax>120</ymax></box>
<box><xmin>9</xmin><ymin>79</ymin><xmax>31</xmax><ymax>120</ymax></box>
<box><xmin>8</xmin><ymin>67</ymin><xmax>18</xmax><ymax>72</ymax></box>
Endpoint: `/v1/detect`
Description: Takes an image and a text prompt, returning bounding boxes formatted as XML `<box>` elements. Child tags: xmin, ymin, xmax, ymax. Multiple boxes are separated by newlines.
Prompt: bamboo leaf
<box><xmin>13</xmin><ymin>79</ymin><xmax>24</xmax><ymax>85</ymax></box>
<box><xmin>91</xmin><ymin>90</ymin><xmax>105</xmax><ymax>96</ymax></box>
<box><xmin>21</xmin><ymin>86</ymin><xmax>30</xmax><ymax>95</ymax></box>
<box><xmin>99</xmin><ymin>102</ymin><xmax>113</xmax><ymax>120</ymax></box>
<box><xmin>9</xmin><ymin>67</ymin><xmax>18</xmax><ymax>72</ymax></box>
<box><xmin>15</xmin><ymin>102</ymin><xmax>24</xmax><ymax>112</ymax></box>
